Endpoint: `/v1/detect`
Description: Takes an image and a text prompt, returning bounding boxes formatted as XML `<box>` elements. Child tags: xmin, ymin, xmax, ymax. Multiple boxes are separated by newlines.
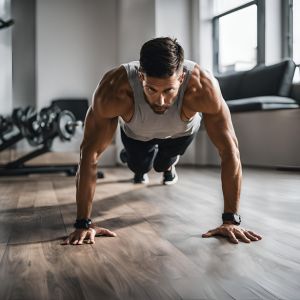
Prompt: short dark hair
<box><xmin>139</xmin><ymin>37</ymin><xmax>184</xmax><ymax>78</ymax></box>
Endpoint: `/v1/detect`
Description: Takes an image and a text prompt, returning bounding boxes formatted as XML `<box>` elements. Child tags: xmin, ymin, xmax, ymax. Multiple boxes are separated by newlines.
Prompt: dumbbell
<box><xmin>19</xmin><ymin>106</ymin><xmax>45</xmax><ymax>146</ymax></box>
<box><xmin>11</xmin><ymin>107</ymin><xmax>25</xmax><ymax>128</ymax></box>
<box><xmin>12</xmin><ymin>106</ymin><xmax>49</xmax><ymax>146</ymax></box>
<box><xmin>21</xmin><ymin>107</ymin><xmax>80</xmax><ymax>144</ymax></box>
<box><xmin>56</xmin><ymin>110</ymin><xmax>82</xmax><ymax>141</ymax></box>
<box><xmin>0</xmin><ymin>115</ymin><xmax>13</xmax><ymax>137</ymax></box>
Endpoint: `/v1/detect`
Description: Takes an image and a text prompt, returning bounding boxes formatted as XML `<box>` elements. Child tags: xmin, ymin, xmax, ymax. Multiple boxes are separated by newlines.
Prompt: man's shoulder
<box><xmin>102</xmin><ymin>65</ymin><xmax>132</xmax><ymax>90</ymax></box>
<box><xmin>184</xmin><ymin>65</ymin><xmax>223</xmax><ymax>114</ymax></box>
<box><xmin>93</xmin><ymin>66</ymin><xmax>134</xmax><ymax>118</ymax></box>
<box><xmin>188</xmin><ymin>64</ymin><xmax>216</xmax><ymax>85</ymax></box>
<box><xmin>98</xmin><ymin>65</ymin><xmax>134</xmax><ymax>99</ymax></box>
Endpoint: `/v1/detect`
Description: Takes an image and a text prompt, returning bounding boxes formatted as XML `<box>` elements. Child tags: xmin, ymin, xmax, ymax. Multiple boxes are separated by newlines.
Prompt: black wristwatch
<box><xmin>222</xmin><ymin>213</ymin><xmax>241</xmax><ymax>225</ymax></box>
<box><xmin>74</xmin><ymin>218</ymin><xmax>92</xmax><ymax>229</ymax></box>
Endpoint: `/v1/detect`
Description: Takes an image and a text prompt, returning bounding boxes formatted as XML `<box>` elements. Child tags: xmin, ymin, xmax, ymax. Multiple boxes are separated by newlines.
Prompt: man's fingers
<box><xmin>228</xmin><ymin>231</ymin><xmax>239</xmax><ymax>244</ymax></box>
<box><xmin>87</xmin><ymin>229</ymin><xmax>96</xmax><ymax>244</ymax></box>
<box><xmin>62</xmin><ymin>227</ymin><xmax>117</xmax><ymax>246</ymax></box>
<box><xmin>97</xmin><ymin>228</ymin><xmax>117</xmax><ymax>237</ymax></box>
<box><xmin>202</xmin><ymin>229</ymin><xmax>218</xmax><ymax>238</ymax></box>
<box><xmin>77</xmin><ymin>232</ymin><xmax>87</xmax><ymax>245</ymax></box>
<box><xmin>61</xmin><ymin>238</ymin><xmax>70</xmax><ymax>245</ymax></box>
<box><xmin>202</xmin><ymin>226</ymin><xmax>262</xmax><ymax>245</ymax></box>
<box><xmin>235</xmin><ymin>230</ymin><xmax>251</xmax><ymax>243</ymax></box>
<box><xmin>243</xmin><ymin>231</ymin><xmax>259</xmax><ymax>241</ymax></box>
<box><xmin>61</xmin><ymin>232</ymin><xmax>75</xmax><ymax>245</ymax></box>
<box><xmin>248</xmin><ymin>230</ymin><xmax>262</xmax><ymax>240</ymax></box>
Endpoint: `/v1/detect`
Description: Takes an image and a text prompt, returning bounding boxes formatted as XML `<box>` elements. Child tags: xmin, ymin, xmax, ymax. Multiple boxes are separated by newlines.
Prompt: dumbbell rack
<box><xmin>0</xmin><ymin>106</ymin><xmax>104</xmax><ymax>178</ymax></box>
<box><xmin>0</xmin><ymin>139</ymin><xmax>104</xmax><ymax>178</ymax></box>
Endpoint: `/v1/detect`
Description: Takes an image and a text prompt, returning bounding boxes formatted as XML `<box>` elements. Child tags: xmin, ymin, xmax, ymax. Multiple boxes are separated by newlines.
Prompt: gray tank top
<box><xmin>119</xmin><ymin>59</ymin><xmax>202</xmax><ymax>141</ymax></box>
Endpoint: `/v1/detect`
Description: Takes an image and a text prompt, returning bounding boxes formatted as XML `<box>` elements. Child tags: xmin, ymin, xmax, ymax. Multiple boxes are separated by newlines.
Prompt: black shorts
<box><xmin>120</xmin><ymin>127</ymin><xmax>197</xmax><ymax>174</ymax></box>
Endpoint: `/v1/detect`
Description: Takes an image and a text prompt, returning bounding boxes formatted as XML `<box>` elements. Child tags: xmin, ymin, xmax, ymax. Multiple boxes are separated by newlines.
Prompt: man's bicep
<box><xmin>203</xmin><ymin>102</ymin><xmax>239</xmax><ymax>157</ymax></box>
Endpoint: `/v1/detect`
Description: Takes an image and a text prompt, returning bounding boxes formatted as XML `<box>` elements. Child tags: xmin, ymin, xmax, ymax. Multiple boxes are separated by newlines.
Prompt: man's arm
<box><xmin>62</xmin><ymin>66</ymin><xmax>132</xmax><ymax>245</ymax></box>
<box><xmin>186</xmin><ymin>67</ymin><xmax>241</xmax><ymax>213</ymax></box>
<box><xmin>203</xmin><ymin>102</ymin><xmax>242</xmax><ymax>216</ymax></box>
<box><xmin>75</xmin><ymin>106</ymin><xmax>118</xmax><ymax>220</ymax></box>
<box><xmin>186</xmin><ymin>67</ymin><xmax>262</xmax><ymax>243</ymax></box>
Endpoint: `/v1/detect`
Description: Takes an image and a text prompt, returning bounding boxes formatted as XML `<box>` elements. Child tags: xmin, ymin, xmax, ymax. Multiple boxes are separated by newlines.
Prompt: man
<box><xmin>62</xmin><ymin>37</ymin><xmax>262</xmax><ymax>246</ymax></box>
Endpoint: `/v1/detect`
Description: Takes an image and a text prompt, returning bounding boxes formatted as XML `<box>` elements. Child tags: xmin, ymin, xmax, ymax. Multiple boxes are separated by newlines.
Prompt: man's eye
<box><xmin>165</xmin><ymin>89</ymin><xmax>175</xmax><ymax>94</ymax></box>
<box><xmin>147</xmin><ymin>87</ymin><xmax>155</xmax><ymax>93</ymax></box>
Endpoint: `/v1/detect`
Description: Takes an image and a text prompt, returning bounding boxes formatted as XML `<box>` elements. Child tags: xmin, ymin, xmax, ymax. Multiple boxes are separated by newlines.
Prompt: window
<box><xmin>213</xmin><ymin>0</ymin><xmax>265</xmax><ymax>74</ymax></box>
<box><xmin>213</xmin><ymin>0</ymin><xmax>251</xmax><ymax>17</ymax></box>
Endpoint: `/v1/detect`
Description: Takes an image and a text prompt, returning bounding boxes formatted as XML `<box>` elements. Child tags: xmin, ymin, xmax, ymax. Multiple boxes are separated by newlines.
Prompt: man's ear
<box><xmin>138</xmin><ymin>72</ymin><xmax>145</xmax><ymax>82</ymax></box>
<box><xmin>178</xmin><ymin>71</ymin><xmax>185</xmax><ymax>84</ymax></box>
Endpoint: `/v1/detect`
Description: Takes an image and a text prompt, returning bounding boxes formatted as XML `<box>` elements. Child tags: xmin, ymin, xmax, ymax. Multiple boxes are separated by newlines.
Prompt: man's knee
<box><xmin>153</xmin><ymin>163</ymin><xmax>165</xmax><ymax>172</ymax></box>
<box><xmin>153</xmin><ymin>155</ymin><xmax>171</xmax><ymax>172</ymax></box>
<box><xmin>126</xmin><ymin>151</ymin><xmax>155</xmax><ymax>174</ymax></box>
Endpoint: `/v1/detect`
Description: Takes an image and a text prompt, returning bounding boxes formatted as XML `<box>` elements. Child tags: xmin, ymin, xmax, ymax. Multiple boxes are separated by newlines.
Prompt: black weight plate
<box><xmin>11</xmin><ymin>108</ymin><xmax>24</xmax><ymax>127</ymax></box>
<box><xmin>57</xmin><ymin>110</ymin><xmax>76</xmax><ymax>141</ymax></box>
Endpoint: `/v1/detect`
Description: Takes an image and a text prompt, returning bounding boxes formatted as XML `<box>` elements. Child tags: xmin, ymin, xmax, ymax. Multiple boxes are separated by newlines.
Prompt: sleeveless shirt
<box><xmin>119</xmin><ymin>59</ymin><xmax>202</xmax><ymax>141</ymax></box>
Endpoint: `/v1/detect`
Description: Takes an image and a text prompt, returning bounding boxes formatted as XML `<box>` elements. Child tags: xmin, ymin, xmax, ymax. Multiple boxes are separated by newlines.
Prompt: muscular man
<box><xmin>62</xmin><ymin>37</ymin><xmax>262</xmax><ymax>246</ymax></box>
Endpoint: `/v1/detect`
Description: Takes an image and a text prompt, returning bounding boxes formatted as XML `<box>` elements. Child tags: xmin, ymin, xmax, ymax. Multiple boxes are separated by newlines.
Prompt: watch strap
<box><xmin>74</xmin><ymin>218</ymin><xmax>92</xmax><ymax>229</ymax></box>
<box><xmin>222</xmin><ymin>213</ymin><xmax>241</xmax><ymax>225</ymax></box>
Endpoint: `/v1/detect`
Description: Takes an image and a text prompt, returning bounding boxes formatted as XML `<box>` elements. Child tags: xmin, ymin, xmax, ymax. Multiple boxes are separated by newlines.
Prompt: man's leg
<box><xmin>120</xmin><ymin>128</ymin><xmax>156</xmax><ymax>183</ymax></box>
<box><xmin>153</xmin><ymin>133</ymin><xmax>197</xmax><ymax>184</ymax></box>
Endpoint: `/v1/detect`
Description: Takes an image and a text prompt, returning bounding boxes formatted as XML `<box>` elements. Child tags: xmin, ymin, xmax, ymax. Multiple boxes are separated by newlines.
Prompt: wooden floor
<box><xmin>0</xmin><ymin>166</ymin><xmax>299</xmax><ymax>300</ymax></box>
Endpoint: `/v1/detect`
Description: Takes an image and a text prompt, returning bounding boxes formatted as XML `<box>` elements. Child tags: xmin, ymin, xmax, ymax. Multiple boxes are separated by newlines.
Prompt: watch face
<box><xmin>234</xmin><ymin>214</ymin><xmax>241</xmax><ymax>223</ymax></box>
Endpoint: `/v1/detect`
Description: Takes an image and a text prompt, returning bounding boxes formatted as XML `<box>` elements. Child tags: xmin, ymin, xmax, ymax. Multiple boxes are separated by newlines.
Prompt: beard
<box><xmin>151</xmin><ymin>105</ymin><xmax>169</xmax><ymax>114</ymax></box>
<box><xmin>143</xmin><ymin>92</ymin><xmax>174</xmax><ymax>115</ymax></box>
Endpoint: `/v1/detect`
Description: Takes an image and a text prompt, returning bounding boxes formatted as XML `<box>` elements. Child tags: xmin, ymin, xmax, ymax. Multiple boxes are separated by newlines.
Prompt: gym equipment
<box><xmin>0</xmin><ymin>115</ymin><xmax>13</xmax><ymax>136</ymax></box>
<box><xmin>0</xmin><ymin>104</ymin><xmax>103</xmax><ymax>178</ymax></box>
<box><xmin>57</xmin><ymin>110</ymin><xmax>83</xmax><ymax>141</ymax></box>
<box><xmin>0</xmin><ymin>18</ymin><xmax>14</xmax><ymax>30</ymax></box>
<box><xmin>51</xmin><ymin>98</ymin><xmax>89</xmax><ymax>122</ymax></box>
<box><xmin>0</xmin><ymin>112</ymin><xmax>24</xmax><ymax>152</ymax></box>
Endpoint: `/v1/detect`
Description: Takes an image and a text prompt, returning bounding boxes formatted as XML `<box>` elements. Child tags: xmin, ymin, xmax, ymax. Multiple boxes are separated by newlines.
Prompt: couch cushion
<box><xmin>226</xmin><ymin>96</ymin><xmax>299</xmax><ymax>112</ymax></box>
<box><xmin>290</xmin><ymin>83</ymin><xmax>300</xmax><ymax>104</ymax></box>
<box><xmin>238</xmin><ymin>60</ymin><xmax>296</xmax><ymax>98</ymax></box>
<box><xmin>216</xmin><ymin>71</ymin><xmax>246</xmax><ymax>100</ymax></box>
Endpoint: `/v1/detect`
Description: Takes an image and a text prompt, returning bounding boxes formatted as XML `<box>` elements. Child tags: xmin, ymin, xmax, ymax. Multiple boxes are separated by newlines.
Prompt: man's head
<box><xmin>139</xmin><ymin>37</ymin><xmax>185</xmax><ymax>114</ymax></box>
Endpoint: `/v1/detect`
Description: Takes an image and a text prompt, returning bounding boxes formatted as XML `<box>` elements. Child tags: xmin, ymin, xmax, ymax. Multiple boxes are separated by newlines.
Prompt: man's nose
<box><xmin>157</xmin><ymin>94</ymin><xmax>165</xmax><ymax>106</ymax></box>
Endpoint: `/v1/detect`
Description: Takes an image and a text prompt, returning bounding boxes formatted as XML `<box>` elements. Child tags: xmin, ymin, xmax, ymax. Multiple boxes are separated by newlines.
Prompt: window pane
<box><xmin>218</xmin><ymin>5</ymin><xmax>257</xmax><ymax>73</ymax></box>
<box><xmin>213</xmin><ymin>0</ymin><xmax>252</xmax><ymax>16</ymax></box>
<box><xmin>293</xmin><ymin>0</ymin><xmax>300</xmax><ymax>64</ymax></box>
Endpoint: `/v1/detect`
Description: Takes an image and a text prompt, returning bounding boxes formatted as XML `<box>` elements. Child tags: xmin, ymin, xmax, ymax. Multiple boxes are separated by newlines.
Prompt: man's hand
<box><xmin>202</xmin><ymin>224</ymin><xmax>262</xmax><ymax>244</ymax></box>
<box><xmin>61</xmin><ymin>225</ymin><xmax>117</xmax><ymax>246</ymax></box>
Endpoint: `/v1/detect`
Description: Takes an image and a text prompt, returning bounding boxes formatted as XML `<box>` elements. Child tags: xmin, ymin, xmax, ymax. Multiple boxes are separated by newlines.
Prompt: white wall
<box><xmin>35</xmin><ymin>0</ymin><xmax>118</xmax><ymax>164</ymax></box>
<box><xmin>36</xmin><ymin>0</ymin><xmax>118</xmax><ymax>109</ymax></box>
<box><xmin>117</xmin><ymin>0</ymin><xmax>156</xmax><ymax>64</ymax></box>
<box><xmin>155</xmin><ymin>0</ymin><xmax>192</xmax><ymax>59</ymax></box>
<box><xmin>0</xmin><ymin>0</ymin><xmax>13</xmax><ymax>115</ymax></box>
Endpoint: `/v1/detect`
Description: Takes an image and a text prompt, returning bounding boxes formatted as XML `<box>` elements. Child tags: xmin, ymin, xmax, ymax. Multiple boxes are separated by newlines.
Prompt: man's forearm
<box><xmin>75</xmin><ymin>155</ymin><xmax>98</xmax><ymax>219</ymax></box>
<box><xmin>220</xmin><ymin>152</ymin><xmax>242</xmax><ymax>214</ymax></box>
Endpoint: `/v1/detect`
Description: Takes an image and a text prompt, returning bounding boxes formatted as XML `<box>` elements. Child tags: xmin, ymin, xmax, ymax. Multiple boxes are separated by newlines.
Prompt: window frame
<box><xmin>282</xmin><ymin>0</ymin><xmax>293</xmax><ymax>59</ymax></box>
<box><xmin>212</xmin><ymin>0</ymin><xmax>266</xmax><ymax>75</ymax></box>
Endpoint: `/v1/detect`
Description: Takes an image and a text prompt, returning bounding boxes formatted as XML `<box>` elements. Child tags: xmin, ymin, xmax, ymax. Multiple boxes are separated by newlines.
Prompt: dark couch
<box><xmin>216</xmin><ymin>59</ymin><xmax>299</xmax><ymax>112</ymax></box>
